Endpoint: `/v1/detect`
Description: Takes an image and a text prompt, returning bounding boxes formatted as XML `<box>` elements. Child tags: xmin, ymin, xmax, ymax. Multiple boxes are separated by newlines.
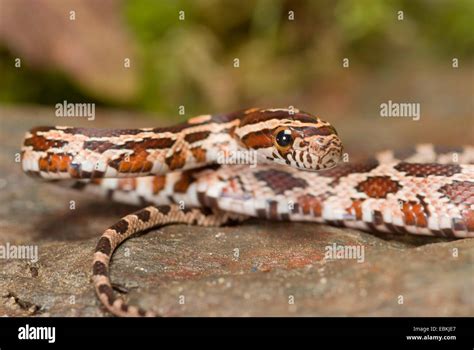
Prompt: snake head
<box><xmin>235</xmin><ymin>108</ymin><xmax>343</xmax><ymax>171</ymax></box>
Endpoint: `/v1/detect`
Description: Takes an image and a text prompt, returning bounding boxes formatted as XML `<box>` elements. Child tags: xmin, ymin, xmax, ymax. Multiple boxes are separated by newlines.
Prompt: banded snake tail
<box><xmin>20</xmin><ymin>108</ymin><xmax>474</xmax><ymax>317</ymax></box>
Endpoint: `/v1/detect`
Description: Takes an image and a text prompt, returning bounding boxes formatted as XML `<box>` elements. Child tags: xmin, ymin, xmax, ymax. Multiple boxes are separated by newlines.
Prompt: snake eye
<box><xmin>275</xmin><ymin>129</ymin><xmax>293</xmax><ymax>149</ymax></box>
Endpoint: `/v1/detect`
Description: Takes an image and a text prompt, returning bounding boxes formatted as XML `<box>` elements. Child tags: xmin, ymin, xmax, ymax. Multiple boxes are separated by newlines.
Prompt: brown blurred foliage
<box><xmin>0</xmin><ymin>0</ymin><xmax>138</xmax><ymax>101</ymax></box>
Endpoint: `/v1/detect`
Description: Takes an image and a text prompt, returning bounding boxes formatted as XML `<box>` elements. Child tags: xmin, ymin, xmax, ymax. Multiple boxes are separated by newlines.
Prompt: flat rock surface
<box><xmin>0</xmin><ymin>106</ymin><xmax>472</xmax><ymax>316</ymax></box>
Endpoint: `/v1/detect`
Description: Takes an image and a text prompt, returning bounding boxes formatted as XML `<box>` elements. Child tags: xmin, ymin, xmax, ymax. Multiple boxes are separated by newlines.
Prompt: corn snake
<box><xmin>21</xmin><ymin>108</ymin><xmax>474</xmax><ymax>316</ymax></box>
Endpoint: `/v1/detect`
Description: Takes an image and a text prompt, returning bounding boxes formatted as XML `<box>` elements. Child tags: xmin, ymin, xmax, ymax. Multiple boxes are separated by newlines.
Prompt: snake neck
<box><xmin>21</xmin><ymin>113</ymin><xmax>247</xmax><ymax>179</ymax></box>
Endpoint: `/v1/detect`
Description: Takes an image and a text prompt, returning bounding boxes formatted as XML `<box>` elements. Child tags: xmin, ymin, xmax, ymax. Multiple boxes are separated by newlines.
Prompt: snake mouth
<box><xmin>271</xmin><ymin>148</ymin><xmax>342</xmax><ymax>172</ymax></box>
<box><xmin>319</xmin><ymin>156</ymin><xmax>339</xmax><ymax>170</ymax></box>
<box><xmin>306</xmin><ymin>135</ymin><xmax>343</xmax><ymax>171</ymax></box>
<box><xmin>319</xmin><ymin>146</ymin><xmax>343</xmax><ymax>169</ymax></box>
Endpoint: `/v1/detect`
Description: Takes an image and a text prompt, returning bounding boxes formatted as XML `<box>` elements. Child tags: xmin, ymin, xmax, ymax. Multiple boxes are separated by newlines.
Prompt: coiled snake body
<box><xmin>21</xmin><ymin>108</ymin><xmax>474</xmax><ymax>316</ymax></box>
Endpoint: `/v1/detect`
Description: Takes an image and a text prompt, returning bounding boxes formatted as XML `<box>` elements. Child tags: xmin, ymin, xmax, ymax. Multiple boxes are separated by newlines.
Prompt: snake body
<box><xmin>21</xmin><ymin>108</ymin><xmax>474</xmax><ymax>316</ymax></box>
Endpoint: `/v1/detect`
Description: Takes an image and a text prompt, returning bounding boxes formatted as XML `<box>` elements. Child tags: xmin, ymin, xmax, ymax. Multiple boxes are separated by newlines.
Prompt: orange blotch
<box><xmin>166</xmin><ymin>150</ymin><xmax>186</xmax><ymax>170</ymax></box>
<box><xmin>174</xmin><ymin>172</ymin><xmax>193</xmax><ymax>193</ymax></box>
<box><xmin>402</xmin><ymin>202</ymin><xmax>428</xmax><ymax>227</ymax></box>
<box><xmin>38</xmin><ymin>154</ymin><xmax>71</xmax><ymax>173</ymax></box>
<box><xmin>38</xmin><ymin>157</ymin><xmax>49</xmax><ymax>171</ymax></box>
<box><xmin>356</xmin><ymin>176</ymin><xmax>400</xmax><ymax>199</ymax></box>
<box><xmin>297</xmin><ymin>194</ymin><xmax>323</xmax><ymax>217</ymax></box>
<box><xmin>117</xmin><ymin>152</ymin><xmax>153</xmax><ymax>173</ymax></box>
<box><xmin>24</xmin><ymin>135</ymin><xmax>67</xmax><ymax>151</ymax></box>
<box><xmin>462</xmin><ymin>209</ymin><xmax>474</xmax><ymax>232</ymax></box>
<box><xmin>241</xmin><ymin>132</ymin><xmax>273</xmax><ymax>149</ymax></box>
<box><xmin>152</xmin><ymin>176</ymin><xmax>166</xmax><ymax>194</ymax></box>
<box><xmin>346</xmin><ymin>199</ymin><xmax>364</xmax><ymax>220</ymax></box>
<box><xmin>191</xmin><ymin>147</ymin><xmax>207</xmax><ymax>163</ymax></box>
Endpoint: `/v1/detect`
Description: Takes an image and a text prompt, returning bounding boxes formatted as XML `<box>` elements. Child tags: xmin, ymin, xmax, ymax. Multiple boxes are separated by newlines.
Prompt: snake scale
<box><xmin>21</xmin><ymin>108</ymin><xmax>474</xmax><ymax>316</ymax></box>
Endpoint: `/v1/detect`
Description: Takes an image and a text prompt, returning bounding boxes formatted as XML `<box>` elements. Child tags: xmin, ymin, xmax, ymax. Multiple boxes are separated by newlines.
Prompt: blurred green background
<box><xmin>0</xmin><ymin>0</ymin><xmax>472</xmax><ymax>121</ymax></box>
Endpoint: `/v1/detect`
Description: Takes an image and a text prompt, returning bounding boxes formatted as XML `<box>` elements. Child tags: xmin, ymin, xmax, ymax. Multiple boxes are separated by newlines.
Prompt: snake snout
<box><xmin>312</xmin><ymin>134</ymin><xmax>343</xmax><ymax>170</ymax></box>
